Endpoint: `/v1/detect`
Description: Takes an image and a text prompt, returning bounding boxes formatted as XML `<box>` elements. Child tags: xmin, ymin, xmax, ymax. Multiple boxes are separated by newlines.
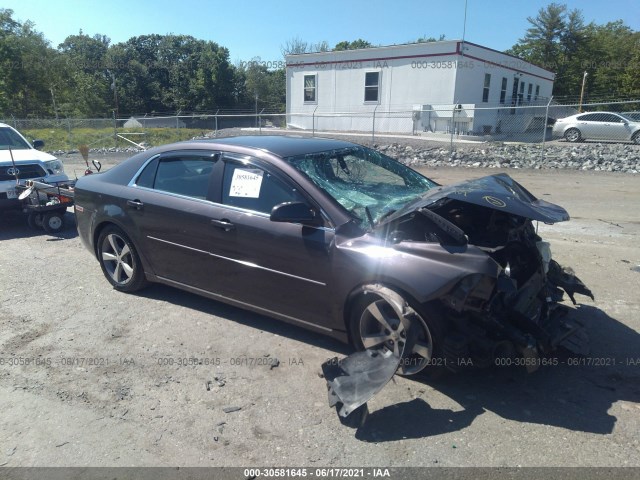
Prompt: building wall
<box><xmin>286</xmin><ymin>41</ymin><xmax>555</xmax><ymax>134</ymax></box>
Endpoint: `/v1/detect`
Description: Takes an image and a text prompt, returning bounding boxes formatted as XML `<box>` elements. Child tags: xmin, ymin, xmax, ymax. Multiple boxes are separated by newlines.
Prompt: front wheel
<box><xmin>97</xmin><ymin>226</ymin><xmax>148</xmax><ymax>292</ymax></box>
<box><xmin>632</xmin><ymin>132</ymin><xmax>640</xmax><ymax>145</ymax></box>
<box><xmin>564</xmin><ymin>128</ymin><xmax>581</xmax><ymax>143</ymax></box>
<box><xmin>349</xmin><ymin>288</ymin><xmax>446</xmax><ymax>376</ymax></box>
<box><xmin>42</xmin><ymin>212</ymin><xmax>65</xmax><ymax>234</ymax></box>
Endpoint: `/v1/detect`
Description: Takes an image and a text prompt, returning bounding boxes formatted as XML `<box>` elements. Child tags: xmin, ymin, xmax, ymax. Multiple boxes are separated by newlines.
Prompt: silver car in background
<box><xmin>552</xmin><ymin>111</ymin><xmax>640</xmax><ymax>144</ymax></box>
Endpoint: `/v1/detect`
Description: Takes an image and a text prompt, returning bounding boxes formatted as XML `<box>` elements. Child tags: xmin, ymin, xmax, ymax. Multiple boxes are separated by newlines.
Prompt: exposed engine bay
<box><xmin>423</xmin><ymin>198</ymin><xmax>593</xmax><ymax>371</ymax></box>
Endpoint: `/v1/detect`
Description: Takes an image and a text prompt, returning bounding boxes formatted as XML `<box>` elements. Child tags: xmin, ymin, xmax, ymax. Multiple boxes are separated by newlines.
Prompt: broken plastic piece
<box><xmin>548</xmin><ymin>259</ymin><xmax>595</xmax><ymax>305</ymax></box>
<box><xmin>322</xmin><ymin>285</ymin><xmax>419</xmax><ymax>425</ymax></box>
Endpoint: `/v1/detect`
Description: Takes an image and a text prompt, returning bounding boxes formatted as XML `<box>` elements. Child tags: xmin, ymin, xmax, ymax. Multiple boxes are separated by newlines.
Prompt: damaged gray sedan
<box><xmin>75</xmin><ymin>136</ymin><xmax>592</xmax><ymax>390</ymax></box>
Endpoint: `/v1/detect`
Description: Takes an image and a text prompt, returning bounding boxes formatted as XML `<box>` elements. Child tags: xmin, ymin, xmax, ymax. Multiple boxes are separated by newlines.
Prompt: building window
<box><xmin>364</xmin><ymin>72</ymin><xmax>380</xmax><ymax>102</ymax></box>
<box><xmin>500</xmin><ymin>77</ymin><xmax>508</xmax><ymax>104</ymax></box>
<box><xmin>482</xmin><ymin>74</ymin><xmax>491</xmax><ymax>103</ymax></box>
<box><xmin>535</xmin><ymin>85</ymin><xmax>540</xmax><ymax>100</ymax></box>
<box><xmin>303</xmin><ymin>75</ymin><xmax>316</xmax><ymax>103</ymax></box>
<box><xmin>519</xmin><ymin>81</ymin><xmax>525</xmax><ymax>103</ymax></box>
<box><xmin>527</xmin><ymin>83</ymin><xmax>533</xmax><ymax>102</ymax></box>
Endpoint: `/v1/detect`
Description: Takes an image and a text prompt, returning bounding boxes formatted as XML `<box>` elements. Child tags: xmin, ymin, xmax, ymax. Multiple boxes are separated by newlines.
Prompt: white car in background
<box><xmin>0</xmin><ymin>123</ymin><xmax>68</xmax><ymax>211</ymax></box>
<box><xmin>552</xmin><ymin>111</ymin><xmax>640</xmax><ymax>144</ymax></box>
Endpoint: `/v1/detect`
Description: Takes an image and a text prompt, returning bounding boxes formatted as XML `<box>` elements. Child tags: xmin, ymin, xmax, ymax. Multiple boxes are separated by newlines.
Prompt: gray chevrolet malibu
<box><xmin>75</xmin><ymin>136</ymin><xmax>592</xmax><ymax>376</ymax></box>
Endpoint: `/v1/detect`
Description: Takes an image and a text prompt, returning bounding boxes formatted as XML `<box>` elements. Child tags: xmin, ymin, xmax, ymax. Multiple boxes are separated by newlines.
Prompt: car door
<box><xmin>203</xmin><ymin>153</ymin><xmax>338</xmax><ymax>331</ymax></box>
<box><xmin>575</xmin><ymin>113</ymin><xmax>599</xmax><ymax>139</ymax></box>
<box><xmin>602</xmin><ymin>113</ymin><xmax>632</xmax><ymax>141</ymax></box>
<box><xmin>122</xmin><ymin>150</ymin><xmax>228</xmax><ymax>291</ymax></box>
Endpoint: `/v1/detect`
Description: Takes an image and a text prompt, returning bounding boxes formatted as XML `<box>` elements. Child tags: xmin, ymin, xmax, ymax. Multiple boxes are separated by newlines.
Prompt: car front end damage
<box><xmin>324</xmin><ymin>173</ymin><xmax>594</xmax><ymax>424</ymax></box>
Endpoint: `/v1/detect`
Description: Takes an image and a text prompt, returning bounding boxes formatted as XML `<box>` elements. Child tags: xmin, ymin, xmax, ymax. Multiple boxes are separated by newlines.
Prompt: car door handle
<box><xmin>211</xmin><ymin>219</ymin><xmax>235</xmax><ymax>231</ymax></box>
<box><xmin>127</xmin><ymin>199</ymin><xmax>144</xmax><ymax>210</ymax></box>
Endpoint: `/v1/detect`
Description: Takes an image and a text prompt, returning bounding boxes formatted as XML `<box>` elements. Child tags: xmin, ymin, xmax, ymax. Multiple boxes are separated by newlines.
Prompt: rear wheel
<box><xmin>349</xmin><ymin>289</ymin><xmax>446</xmax><ymax>376</ymax></box>
<box><xmin>42</xmin><ymin>212</ymin><xmax>64</xmax><ymax>234</ymax></box>
<box><xmin>564</xmin><ymin>128</ymin><xmax>581</xmax><ymax>143</ymax></box>
<box><xmin>632</xmin><ymin>132</ymin><xmax>640</xmax><ymax>145</ymax></box>
<box><xmin>97</xmin><ymin>226</ymin><xmax>148</xmax><ymax>292</ymax></box>
<box><xmin>27</xmin><ymin>212</ymin><xmax>43</xmax><ymax>230</ymax></box>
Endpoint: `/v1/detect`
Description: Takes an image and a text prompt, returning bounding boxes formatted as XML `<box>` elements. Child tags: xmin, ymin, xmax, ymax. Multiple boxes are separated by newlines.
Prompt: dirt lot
<box><xmin>1</xmin><ymin>151</ymin><xmax>639</xmax><ymax>468</ymax></box>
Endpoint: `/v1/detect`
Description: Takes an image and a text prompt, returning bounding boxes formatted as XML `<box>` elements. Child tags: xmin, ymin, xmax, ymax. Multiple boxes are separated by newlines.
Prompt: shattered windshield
<box><xmin>286</xmin><ymin>146</ymin><xmax>437</xmax><ymax>228</ymax></box>
<box><xmin>0</xmin><ymin>127</ymin><xmax>31</xmax><ymax>150</ymax></box>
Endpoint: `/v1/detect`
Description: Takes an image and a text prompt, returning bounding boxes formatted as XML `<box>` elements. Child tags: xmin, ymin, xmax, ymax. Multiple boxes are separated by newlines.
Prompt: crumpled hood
<box><xmin>0</xmin><ymin>149</ymin><xmax>57</xmax><ymax>163</ymax></box>
<box><xmin>385</xmin><ymin>173</ymin><xmax>569</xmax><ymax>224</ymax></box>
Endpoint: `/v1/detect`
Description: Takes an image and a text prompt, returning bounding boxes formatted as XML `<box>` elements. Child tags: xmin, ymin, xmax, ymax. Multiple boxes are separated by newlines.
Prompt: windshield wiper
<box><xmin>364</xmin><ymin>206</ymin><xmax>375</xmax><ymax>230</ymax></box>
<box><xmin>377</xmin><ymin>209</ymin><xmax>397</xmax><ymax>224</ymax></box>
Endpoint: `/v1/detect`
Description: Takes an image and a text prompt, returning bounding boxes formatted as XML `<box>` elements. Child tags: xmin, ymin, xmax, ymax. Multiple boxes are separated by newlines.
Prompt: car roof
<box><xmin>192</xmin><ymin>135</ymin><xmax>359</xmax><ymax>158</ymax></box>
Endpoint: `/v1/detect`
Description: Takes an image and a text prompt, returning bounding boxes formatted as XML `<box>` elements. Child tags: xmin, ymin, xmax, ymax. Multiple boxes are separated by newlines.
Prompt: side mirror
<box><xmin>270</xmin><ymin>201</ymin><xmax>319</xmax><ymax>226</ymax></box>
<box><xmin>33</xmin><ymin>139</ymin><xmax>45</xmax><ymax>150</ymax></box>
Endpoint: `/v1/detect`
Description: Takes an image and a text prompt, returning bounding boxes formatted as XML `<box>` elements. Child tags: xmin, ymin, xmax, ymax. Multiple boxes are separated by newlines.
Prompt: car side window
<box><xmin>602</xmin><ymin>114</ymin><xmax>623</xmax><ymax>123</ymax></box>
<box><xmin>221</xmin><ymin>160</ymin><xmax>304</xmax><ymax>214</ymax></box>
<box><xmin>136</xmin><ymin>155</ymin><xmax>217</xmax><ymax>200</ymax></box>
<box><xmin>135</xmin><ymin>158</ymin><xmax>158</xmax><ymax>188</ymax></box>
<box><xmin>577</xmin><ymin>113</ymin><xmax>598</xmax><ymax>122</ymax></box>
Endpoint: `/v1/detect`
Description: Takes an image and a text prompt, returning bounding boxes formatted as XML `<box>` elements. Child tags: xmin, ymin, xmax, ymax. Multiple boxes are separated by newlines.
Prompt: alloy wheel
<box><xmin>101</xmin><ymin>233</ymin><xmax>135</xmax><ymax>285</ymax></box>
<box><xmin>358</xmin><ymin>298</ymin><xmax>433</xmax><ymax>375</ymax></box>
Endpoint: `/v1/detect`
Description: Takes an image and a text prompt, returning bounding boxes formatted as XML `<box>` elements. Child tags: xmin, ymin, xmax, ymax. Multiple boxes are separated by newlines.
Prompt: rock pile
<box><xmin>377</xmin><ymin>142</ymin><xmax>640</xmax><ymax>173</ymax></box>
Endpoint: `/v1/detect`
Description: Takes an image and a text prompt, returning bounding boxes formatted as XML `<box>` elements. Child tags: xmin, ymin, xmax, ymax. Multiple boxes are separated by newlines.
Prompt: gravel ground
<box><xmin>0</xmin><ymin>149</ymin><xmax>639</xmax><ymax>468</ymax></box>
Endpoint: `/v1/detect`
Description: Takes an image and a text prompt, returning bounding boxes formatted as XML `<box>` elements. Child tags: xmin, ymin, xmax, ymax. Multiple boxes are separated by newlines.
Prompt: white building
<box><xmin>285</xmin><ymin>40</ymin><xmax>555</xmax><ymax>136</ymax></box>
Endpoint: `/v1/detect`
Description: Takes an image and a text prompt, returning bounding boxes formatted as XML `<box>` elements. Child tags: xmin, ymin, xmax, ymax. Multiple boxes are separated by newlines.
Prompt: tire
<box><xmin>632</xmin><ymin>132</ymin><xmax>640</xmax><ymax>145</ymax></box>
<box><xmin>27</xmin><ymin>212</ymin><xmax>44</xmax><ymax>230</ymax></box>
<box><xmin>564</xmin><ymin>128</ymin><xmax>581</xmax><ymax>143</ymax></box>
<box><xmin>349</xmin><ymin>289</ymin><xmax>446</xmax><ymax>376</ymax></box>
<box><xmin>97</xmin><ymin>226</ymin><xmax>148</xmax><ymax>292</ymax></box>
<box><xmin>42</xmin><ymin>212</ymin><xmax>65</xmax><ymax>234</ymax></box>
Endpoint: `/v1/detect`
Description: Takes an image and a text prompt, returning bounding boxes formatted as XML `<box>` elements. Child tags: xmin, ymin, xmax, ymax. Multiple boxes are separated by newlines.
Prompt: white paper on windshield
<box><xmin>229</xmin><ymin>168</ymin><xmax>263</xmax><ymax>198</ymax></box>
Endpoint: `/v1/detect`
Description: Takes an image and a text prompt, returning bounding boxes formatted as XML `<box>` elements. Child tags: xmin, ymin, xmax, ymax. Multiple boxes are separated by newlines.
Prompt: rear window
<box><xmin>135</xmin><ymin>155</ymin><xmax>217</xmax><ymax>200</ymax></box>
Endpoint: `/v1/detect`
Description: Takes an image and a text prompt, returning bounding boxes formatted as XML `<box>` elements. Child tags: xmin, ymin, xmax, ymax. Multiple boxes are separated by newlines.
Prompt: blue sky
<box><xmin>4</xmin><ymin>0</ymin><xmax>639</xmax><ymax>65</ymax></box>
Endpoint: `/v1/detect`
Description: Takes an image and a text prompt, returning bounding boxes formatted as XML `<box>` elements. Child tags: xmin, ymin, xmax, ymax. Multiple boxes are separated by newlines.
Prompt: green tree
<box><xmin>507</xmin><ymin>3</ymin><xmax>636</xmax><ymax>101</ymax></box>
<box><xmin>333</xmin><ymin>39</ymin><xmax>373</xmax><ymax>51</ymax></box>
<box><xmin>414</xmin><ymin>34</ymin><xmax>446</xmax><ymax>43</ymax></box>
<box><xmin>57</xmin><ymin>31</ymin><xmax>111</xmax><ymax>116</ymax></box>
<box><xmin>0</xmin><ymin>9</ymin><xmax>58</xmax><ymax>117</ymax></box>
<box><xmin>281</xmin><ymin>37</ymin><xmax>330</xmax><ymax>56</ymax></box>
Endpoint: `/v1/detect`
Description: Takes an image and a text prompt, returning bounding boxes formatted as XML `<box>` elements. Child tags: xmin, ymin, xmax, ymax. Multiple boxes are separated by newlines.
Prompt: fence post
<box><xmin>312</xmin><ymin>105</ymin><xmax>318</xmax><ymax>137</ymax></box>
<box><xmin>259</xmin><ymin>108</ymin><xmax>265</xmax><ymax>135</ymax></box>
<box><xmin>215</xmin><ymin>109</ymin><xmax>219</xmax><ymax>136</ymax></box>
<box><xmin>113</xmin><ymin>111</ymin><xmax>117</xmax><ymax>148</ymax></box>
<box><xmin>540</xmin><ymin>96</ymin><xmax>553</xmax><ymax>163</ymax></box>
<box><xmin>67</xmin><ymin>117</ymin><xmax>72</xmax><ymax>151</ymax></box>
<box><xmin>450</xmin><ymin>102</ymin><xmax>457</xmax><ymax>155</ymax></box>
<box><xmin>372</xmin><ymin>105</ymin><xmax>379</xmax><ymax>144</ymax></box>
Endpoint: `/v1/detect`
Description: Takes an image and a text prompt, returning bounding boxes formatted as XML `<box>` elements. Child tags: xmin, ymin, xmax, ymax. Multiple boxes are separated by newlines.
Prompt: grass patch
<box><xmin>22</xmin><ymin>127</ymin><xmax>210</xmax><ymax>151</ymax></box>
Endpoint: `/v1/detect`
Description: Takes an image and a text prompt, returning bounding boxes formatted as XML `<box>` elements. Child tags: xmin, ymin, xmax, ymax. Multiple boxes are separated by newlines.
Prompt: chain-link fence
<box><xmin>3</xmin><ymin>100</ymin><xmax>639</xmax><ymax>155</ymax></box>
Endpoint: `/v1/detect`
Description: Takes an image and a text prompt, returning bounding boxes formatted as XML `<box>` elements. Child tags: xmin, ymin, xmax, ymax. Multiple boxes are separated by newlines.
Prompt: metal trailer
<box><xmin>17</xmin><ymin>179</ymin><xmax>76</xmax><ymax>234</ymax></box>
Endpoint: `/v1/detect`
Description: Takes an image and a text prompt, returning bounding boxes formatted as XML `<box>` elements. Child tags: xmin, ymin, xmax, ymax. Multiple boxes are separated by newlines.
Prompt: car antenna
<box><xmin>8</xmin><ymin>147</ymin><xmax>19</xmax><ymax>184</ymax></box>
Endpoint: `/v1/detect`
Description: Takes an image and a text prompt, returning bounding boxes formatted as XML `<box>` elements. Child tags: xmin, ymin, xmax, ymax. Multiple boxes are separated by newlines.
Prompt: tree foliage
<box><xmin>333</xmin><ymin>39</ymin><xmax>373</xmax><ymax>51</ymax></box>
<box><xmin>507</xmin><ymin>3</ymin><xmax>638</xmax><ymax>101</ymax></box>
<box><xmin>1</xmin><ymin>6</ymin><xmax>638</xmax><ymax>118</ymax></box>
<box><xmin>0</xmin><ymin>9</ymin><xmax>282</xmax><ymax>118</ymax></box>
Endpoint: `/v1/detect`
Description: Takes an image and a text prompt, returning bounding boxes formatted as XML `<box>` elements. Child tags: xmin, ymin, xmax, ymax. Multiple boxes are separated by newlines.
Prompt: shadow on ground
<box><xmin>0</xmin><ymin>210</ymin><xmax>77</xmax><ymax>241</ymax></box>
<box><xmin>348</xmin><ymin>305</ymin><xmax>640</xmax><ymax>441</ymax></box>
<box><xmin>130</xmin><ymin>282</ymin><xmax>639</xmax><ymax>442</ymax></box>
<box><xmin>137</xmin><ymin>283</ymin><xmax>352</xmax><ymax>356</ymax></box>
